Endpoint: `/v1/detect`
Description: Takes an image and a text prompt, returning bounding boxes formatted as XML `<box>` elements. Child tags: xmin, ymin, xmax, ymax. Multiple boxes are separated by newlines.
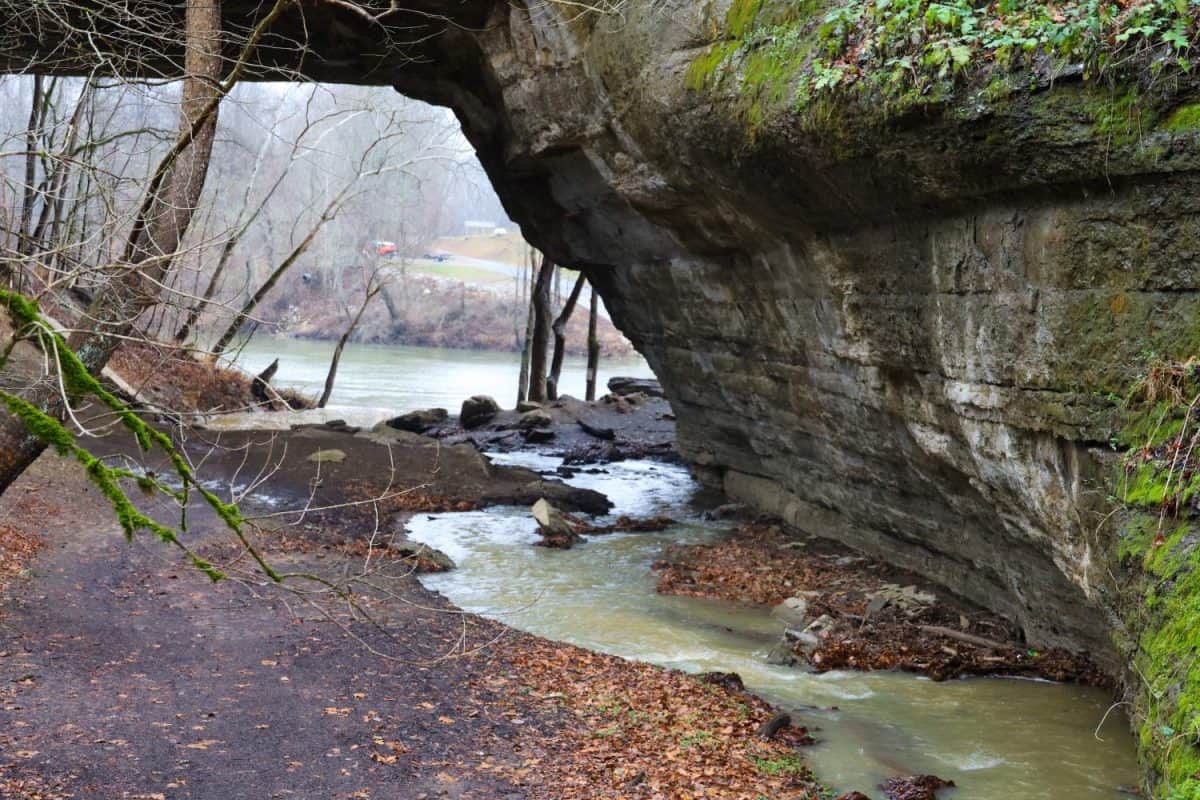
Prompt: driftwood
<box><xmin>917</xmin><ymin>624</ymin><xmax>1014</xmax><ymax>651</ymax></box>
<box><xmin>250</xmin><ymin>358</ymin><xmax>283</xmax><ymax>409</ymax></box>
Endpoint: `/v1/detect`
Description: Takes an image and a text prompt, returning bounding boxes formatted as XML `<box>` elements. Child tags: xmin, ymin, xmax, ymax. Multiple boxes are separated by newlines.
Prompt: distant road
<box><xmin>389</xmin><ymin>248</ymin><xmax>610</xmax><ymax>319</ymax></box>
<box><xmin>427</xmin><ymin>250</ymin><xmax>522</xmax><ymax>279</ymax></box>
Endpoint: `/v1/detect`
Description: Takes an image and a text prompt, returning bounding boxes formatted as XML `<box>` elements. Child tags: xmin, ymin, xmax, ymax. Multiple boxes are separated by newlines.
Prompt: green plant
<box><xmin>750</xmin><ymin>753</ymin><xmax>809</xmax><ymax>776</ymax></box>
<box><xmin>689</xmin><ymin>0</ymin><xmax>1200</xmax><ymax>122</ymax></box>
<box><xmin>1111</xmin><ymin>356</ymin><xmax>1200</xmax><ymax>798</ymax></box>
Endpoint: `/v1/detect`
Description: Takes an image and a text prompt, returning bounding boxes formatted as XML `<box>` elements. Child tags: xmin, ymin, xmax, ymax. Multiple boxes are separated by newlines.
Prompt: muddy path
<box><xmin>0</xmin><ymin>455</ymin><xmax>548</xmax><ymax>799</ymax></box>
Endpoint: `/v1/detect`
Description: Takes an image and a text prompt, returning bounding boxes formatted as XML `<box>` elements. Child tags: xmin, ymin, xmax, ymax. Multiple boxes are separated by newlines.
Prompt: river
<box><xmin>228</xmin><ymin>336</ymin><xmax>654</xmax><ymax>419</ymax></box>
<box><xmin>228</xmin><ymin>338</ymin><xmax>1138</xmax><ymax>798</ymax></box>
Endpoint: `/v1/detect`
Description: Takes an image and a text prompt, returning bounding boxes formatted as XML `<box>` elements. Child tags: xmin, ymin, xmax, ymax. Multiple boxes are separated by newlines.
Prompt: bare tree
<box><xmin>526</xmin><ymin>254</ymin><xmax>555</xmax><ymax>403</ymax></box>
<box><xmin>0</xmin><ymin>0</ymin><xmax>263</xmax><ymax>493</ymax></box>
<box><xmin>546</xmin><ymin>272</ymin><xmax>585</xmax><ymax>400</ymax></box>
<box><xmin>586</xmin><ymin>290</ymin><xmax>600</xmax><ymax>402</ymax></box>
<box><xmin>318</xmin><ymin>271</ymin><xmax>385</xmax><ymax>408</ymax></box>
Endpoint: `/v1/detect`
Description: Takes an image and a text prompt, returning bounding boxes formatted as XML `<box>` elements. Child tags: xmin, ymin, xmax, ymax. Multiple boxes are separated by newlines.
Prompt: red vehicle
<box><xmin>369</xmin><ymin>240</ymin><xmax>398</xmax><ymax>258</ymax></box>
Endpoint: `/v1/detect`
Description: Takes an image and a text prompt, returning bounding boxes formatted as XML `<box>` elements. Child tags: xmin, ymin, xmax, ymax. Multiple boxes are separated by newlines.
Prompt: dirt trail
<box><xmin>0</xmin><ymin>455</ymin><xmax>542</xmax><ymax>799</ymax></box>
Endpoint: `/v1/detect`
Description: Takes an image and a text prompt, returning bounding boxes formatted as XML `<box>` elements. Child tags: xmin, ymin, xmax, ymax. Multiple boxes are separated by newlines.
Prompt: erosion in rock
<box><xmin>5</xmin><ymin>1</ymin><xmax>1200</xmax><ymax>794</ymax></box>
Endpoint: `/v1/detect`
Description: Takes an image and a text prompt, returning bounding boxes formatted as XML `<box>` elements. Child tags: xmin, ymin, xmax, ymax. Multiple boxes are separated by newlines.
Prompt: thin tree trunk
<box><xmin>30</xmin><ymin>81</ymin><xmax>92</xmax><ymax>272</ymax></box>
<box><xmin>318</xmin><ymin>284</ymin><xmax>380</xmax><ymax>408</ymax></box>
<box><xmin>175</xmin><ymin>109</ymin><xmax>295</xmax><ymax>344</ymax></box>
<box><xmin>17</xmin><ymin>75</ymin><xmax>43</xmax><ymax>259</ymax></box>
<box><xmin>547</xmin><ymin>272</ymin><xmax>586</xmax><ymax>401</ymax></box>
<box><xmin>586</xmin><ymin>288</ymin><xmax>599</xmax><ymax>402</ymax></box>
<box><xmin>6</xmin><ymin>74</ymin><xmax>45</xmax><ymax>290</ymax></box>
<box><xmin>175</xmin><ymin>235</ymin><xmax>234</xmax><ymax>343</ymax></box>
<box><xmin>516</xmin><ymin>260</ymin><xmax>535</xmax><ymax>406</ymax></box>
<box><xmin>527</xmin><ymin>254</ymin><xmax>554</xmax><ymax>403</ymax></box>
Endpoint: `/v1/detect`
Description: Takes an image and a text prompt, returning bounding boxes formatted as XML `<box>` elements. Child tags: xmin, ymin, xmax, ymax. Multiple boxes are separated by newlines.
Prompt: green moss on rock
<box><xmin>1114</xmin><ymin>361</ymin><xmax>1200</xmax><ymax>798</ymax></box>
<box><xmin>1161</xmin><ymin>103</ymin><xmax>1200</xmax><ymax>133</ymax></box>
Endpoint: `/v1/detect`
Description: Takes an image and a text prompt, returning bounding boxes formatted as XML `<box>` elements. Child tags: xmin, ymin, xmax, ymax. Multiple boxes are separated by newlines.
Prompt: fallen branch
<box><xmin>917</xmin><ymin>624</ymin><xmax>1014</xmax><ymax>651</ymax></box>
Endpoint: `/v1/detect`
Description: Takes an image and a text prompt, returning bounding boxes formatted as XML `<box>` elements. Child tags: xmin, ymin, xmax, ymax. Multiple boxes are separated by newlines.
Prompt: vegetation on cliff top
<box><xmin>690</xmin><ymin>0</ymin><xmax>1200</xmax><ymax>126</ymax></box>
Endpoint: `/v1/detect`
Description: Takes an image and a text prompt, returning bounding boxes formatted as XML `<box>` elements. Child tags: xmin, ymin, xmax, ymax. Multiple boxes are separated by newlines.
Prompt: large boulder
<box><xmin>459</xmin><ymin>395</ymin><xmax>500</xmax><ymax>429</ymax></box>
<box><xmin>607</xmin><ymin>377</ymin><xmax>664</xmax><ymax>398</ymax></box>
<box><xmin>386</xmin><ymin>407</ymin><xmax>448</xmax><ymax>434</ymax></box>
<box><xmin>517</xmin><ymin>409</ymin><xmax>553</xmax><ymax>429</ymax></box>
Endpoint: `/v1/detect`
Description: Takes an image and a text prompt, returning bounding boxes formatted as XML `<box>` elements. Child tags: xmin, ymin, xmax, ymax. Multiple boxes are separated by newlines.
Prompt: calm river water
<box><xmin>228</xmin><ymin>336</ymin><xmax>654</xmax><ymax>419</ymax></box>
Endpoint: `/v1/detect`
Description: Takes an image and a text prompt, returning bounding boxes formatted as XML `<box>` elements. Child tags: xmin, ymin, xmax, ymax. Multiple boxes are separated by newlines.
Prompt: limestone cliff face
<box><xmin>393</xmin><ymin>0</ymin><xmax>1200</xmax><ymax>675</ymax></box>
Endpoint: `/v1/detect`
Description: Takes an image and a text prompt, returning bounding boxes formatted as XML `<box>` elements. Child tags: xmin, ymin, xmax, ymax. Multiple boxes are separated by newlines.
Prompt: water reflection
<box><xmin>230</xmin><ymin>337</ymin><xmax>654</xmax><ymax>412</ymax></box>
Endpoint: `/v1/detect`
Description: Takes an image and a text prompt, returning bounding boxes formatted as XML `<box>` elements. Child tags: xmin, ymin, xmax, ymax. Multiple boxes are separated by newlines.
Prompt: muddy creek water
<box><xmin>407</xmin><ymin>453</ymin><xmax>1139</xmax><ymax>799</ymax></box>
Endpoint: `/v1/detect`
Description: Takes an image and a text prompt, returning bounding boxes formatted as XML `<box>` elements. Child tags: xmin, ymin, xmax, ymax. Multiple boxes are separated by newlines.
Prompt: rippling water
<box><xmin>407</xmin><ymin>453</ymin><xmax>1139</xmax><ymax>799</ymax></box>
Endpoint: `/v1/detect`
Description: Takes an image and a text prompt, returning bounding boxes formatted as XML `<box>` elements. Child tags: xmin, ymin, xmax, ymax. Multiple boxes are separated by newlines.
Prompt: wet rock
<box><xmin>697</xmin><ymin>671</ymin><xmax>744</xmax><ymax>692</ymax></box>
<box><xmin>385</xmin><ymin>534</ymin><xmax>456</xmax><ymax>573</ymax></box>
<box><xmin>576</xmin><ymin>418</ymin><xmax>616</xmax><ymax>440</ymax></box>
<box><xmin>483</xmin><ymin>481</ymin><xmax>611</xmax><ymax>515</ymax></box>
<box><xmin>532</xmin><ymin>498</ymin><xmax>583</xmax><ymax>549</ymax></box>
<box><xmin>518</xmin><ymin>409</ymin><xmax>553</xmax><ymax>429</ymax></box>
<box><xmin>516</xmin><ymin>401</ymin><xmax>542</xmax><ymax>413</ymax></box>
<box><xmin>879</xmin><ymin>775</ymin><xmax>955</xmax><ymax>800</ymax></box>
<box><xmin>787</xmin><ymin>614</ymin><xmax>833</xmax><ymax>658</ymax></box>
<box><xmin>561</xmin><ymin>441</ymin><xmax>621</xmax><ymax>465</ymax></box>
<box><xmin>835</xmin><ymin>793</ymin><xmax>874</xmax><ymax>800</ymax></box>
<box><xmin>523</xmin><ymin>428</ymin><xmax>556</xmax><ymax>443</ymax></box>
<box><xmin>765</xmin><ymin>639</ymin><xmax>797</xmax><ymax>667</ymax></box>
<box><xmin>702</xmin><ymin>502</ymin><xmax>747</xmax><ymax>521</ymax></box>
<box><xmin>772</xmin><ymin>596</ymin><xmax>809</xmax><ymax>627</ymax></box>
<box><xmin>756</xmin><ymin>711</ymin><xmax>791</xmax><ymax>741</ymax></box>
<box><xmin>607</xmin><ymin>376</ymin><xmax>664</xmax><ymax>398</ymax></box>
<box><xmin>387</xmin><ymin>407</ymin><xmax>448</xmax><ymax>433</ymax></box>
<box><xmin>460</xmin><ymin>395</ymin><xmax>500</xmax><ymax>429</ymax></box>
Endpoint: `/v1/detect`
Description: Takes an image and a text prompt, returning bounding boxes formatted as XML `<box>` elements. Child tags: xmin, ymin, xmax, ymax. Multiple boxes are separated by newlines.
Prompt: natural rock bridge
<box><xmin>6</xmin><ymin>1</ymin><xmax>1200</xmax><ymax>794</ymax></box>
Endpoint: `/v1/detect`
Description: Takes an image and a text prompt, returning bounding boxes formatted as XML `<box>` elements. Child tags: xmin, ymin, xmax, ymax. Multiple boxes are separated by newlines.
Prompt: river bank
<box><xmin>242</xmin><ymin>273</ymin><xmax>635</xmax><ymax>357</ymax></box>
<box><xmin>654</xmin><ymin>521</ymin><xmax>1108</xmax><ymax>685</ymax></box>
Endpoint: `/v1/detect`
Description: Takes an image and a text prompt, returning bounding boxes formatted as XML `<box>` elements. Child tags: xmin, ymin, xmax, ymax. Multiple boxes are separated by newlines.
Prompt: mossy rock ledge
<box><xmin>7</xmin><ymin>0</ymin><xmax>1200</xmax><ymax>794</ymax></box>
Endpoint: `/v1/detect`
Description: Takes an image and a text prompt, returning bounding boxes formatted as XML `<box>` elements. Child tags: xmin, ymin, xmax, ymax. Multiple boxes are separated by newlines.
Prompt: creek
<box><xmin>407</xmin><ymin>452</ymin><xmax>1139</xmax><ymax>799</ymax></box>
